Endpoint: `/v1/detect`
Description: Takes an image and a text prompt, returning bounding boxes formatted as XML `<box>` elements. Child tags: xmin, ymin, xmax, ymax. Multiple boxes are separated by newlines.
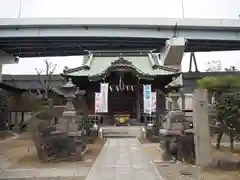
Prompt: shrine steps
<box><xmin>100</xmin><ymin>126</ymin><xmax>143</xmax><ymax>138</ymax></box>
<box><xmin>104</xmin><ymin>135</ymin><xmax>136</xmax><ymax>138</ymax></box>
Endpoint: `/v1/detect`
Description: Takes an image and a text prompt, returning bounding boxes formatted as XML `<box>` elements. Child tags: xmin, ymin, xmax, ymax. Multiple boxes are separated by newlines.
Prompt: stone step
<box><xmin>100</xmin><ymin>126</ymin><xmax>144</xmax><ymax>138</ymax></box>
<box><xmin>103</xmin><ymin>135</ymin><xmax>136</xmax><ymax>139</ymax></box>
<box><xmin>102</xmin><ymin>131</ymin><xmax>137</xmax><ymax>137</ymax></box>
<box><xmin>102</xmin><ymin>130</ymin><xmax>142</xmax><ymax>138</ymax></box>
<box><xmin>103</xmin><ymin>132</ymin><xmax>134</xmax><ymax>138</ymax></box>
<box><xmin>103</xmin><ymin>131</ymin><xmax>129</xmax><ymax>135</ymax></box>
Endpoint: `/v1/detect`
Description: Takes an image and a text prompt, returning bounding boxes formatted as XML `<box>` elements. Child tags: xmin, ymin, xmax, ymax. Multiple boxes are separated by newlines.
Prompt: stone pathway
<box><xmin>85</xmin><ymin>138</ymin><xmax>164</xmax><ymax>180</ymax></box>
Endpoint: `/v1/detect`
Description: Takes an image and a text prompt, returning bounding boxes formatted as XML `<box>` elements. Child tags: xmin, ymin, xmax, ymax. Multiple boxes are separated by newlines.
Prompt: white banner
<box><xmin>95</xmin><ymin>93</ymin><xmax>101</xmax><ymax>113</ymax></box>
<box><xmin>143</xmin><ymin>84</ymin><xmax>152</xmax><ymax>114</ymax></box>
<box><xmin>151</xmin><ymin>92</ymin><xmax>157</xmax><ymax>113</ymax></box>
<box><xmin>100</xmin><ymin>83</ymin><xmax>109</xmax><ymax>113</ymax></box>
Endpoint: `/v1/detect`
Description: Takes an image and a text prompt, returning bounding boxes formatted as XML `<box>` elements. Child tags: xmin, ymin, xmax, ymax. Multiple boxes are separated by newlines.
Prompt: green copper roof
<box><xmin>64</xmin><ymin>53</ymin><xmax>179</xmax><ymax>79</ymax></box>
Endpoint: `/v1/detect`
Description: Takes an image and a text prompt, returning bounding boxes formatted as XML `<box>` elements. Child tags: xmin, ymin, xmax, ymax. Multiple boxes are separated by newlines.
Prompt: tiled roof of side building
<box><xmin>1</xmin><ymin>74</ymin><xmax>65</xmax><ymax>90</ymax></box>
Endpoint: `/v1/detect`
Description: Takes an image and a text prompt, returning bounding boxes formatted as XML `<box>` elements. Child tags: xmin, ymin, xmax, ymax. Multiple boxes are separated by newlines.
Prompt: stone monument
<box><xmin>192</xmin><ymin>89</ymin><xmax>212</xmax><ymax>167</ymax></box>
<box><xmin>180</xmin><ymin>89</ymin><xmax>212</xmax><ymax>178</ymax></box>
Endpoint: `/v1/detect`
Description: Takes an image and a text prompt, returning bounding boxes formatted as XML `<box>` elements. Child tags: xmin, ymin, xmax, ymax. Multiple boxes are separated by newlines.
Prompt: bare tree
<box><xmin>225</xmin><ymin>65</ymin><xmax>238</xmax><ymax>72</ymax></box>
<box><xmin>35</xmin><ymin>59</ymin><xmax>57</xmax><ymax>100</ymax></box>
<box><xmin>205</xmin><ymin>60</ymin><xmax>222</xmax><ymax>72</ymax></box>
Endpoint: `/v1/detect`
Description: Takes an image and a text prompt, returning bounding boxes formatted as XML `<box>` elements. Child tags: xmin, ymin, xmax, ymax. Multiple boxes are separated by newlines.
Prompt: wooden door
<box><xmin>108</xmin><ymin>91</ymin><xmax>136</xmax><ymax>115</ymax></box>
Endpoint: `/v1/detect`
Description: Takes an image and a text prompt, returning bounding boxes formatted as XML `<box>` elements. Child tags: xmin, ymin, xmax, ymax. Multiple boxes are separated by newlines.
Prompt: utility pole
<box><xmin>18</xmin><ymin>0</ymin><xmax>22</xmax><ymax>18</ymax></box>
<box><xmin>181</xmin><ymin>0</ymin><xmax>185</xmax><ymax>19</ymax></box>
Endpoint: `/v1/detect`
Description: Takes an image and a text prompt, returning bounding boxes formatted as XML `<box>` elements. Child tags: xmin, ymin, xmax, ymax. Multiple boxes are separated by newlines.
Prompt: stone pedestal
<box><xmin>193</xmin><ymin>89</ymin><xmax>212</xmax><ymax>167</ymax></box>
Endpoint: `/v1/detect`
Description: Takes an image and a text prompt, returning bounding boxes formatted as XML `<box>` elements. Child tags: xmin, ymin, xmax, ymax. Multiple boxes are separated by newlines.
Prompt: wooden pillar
<box><xmin>14</xmin><ymin>112</ymin><xmax>18</xmax><ymax>125</ymax></box>
<box><xmin>82</xmin><ymin>93</ymin><xmax>88</xmax><ymax>126</ymax></box>
<box><xmin>136</xmin><ymin>84</ymin><xmax>141</xmax><ymax>122</ymax></box>
<box><xmin>8</xmin><ymin>112</ymin><xmax>11</xmax><ymax>125</ymax></box>
<box><xmin>20</xmin><ymin>112</ymin><xmax>24</xmax><ymax>125</ymax></box>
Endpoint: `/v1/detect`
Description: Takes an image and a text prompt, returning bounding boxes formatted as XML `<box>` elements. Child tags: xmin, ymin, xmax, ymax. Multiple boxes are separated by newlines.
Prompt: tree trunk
<box><xmin>44</xmin><ymin>89</ymin><xmax>48</xmax><ymax>100</ymax></box>
<box><xmin>207</xmin><ymin>90</ymin><xmax>213</xmax><ymax>104</ymax></box>
<box><xmin>229</xmin><ymin>131</ymin><xmax>235</xmax><ymax>152</ymax></box>
<box><xmin>216</xmin><ymin>131</ymin><xmax>223</xmax><ymax>149</ymax></box>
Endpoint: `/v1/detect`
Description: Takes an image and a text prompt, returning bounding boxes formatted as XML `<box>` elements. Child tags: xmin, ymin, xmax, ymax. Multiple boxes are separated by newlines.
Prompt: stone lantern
<box><xmin>56</xmin><ymin>78</ymin><xmax>80</xmax><ymax>132</ymax></box>
<box><xmin>166</xmin><ymin>76</ymin><xmax>182</xmax><ymax>110</ymax></box>
<box><xmin>169</xmin><ymin>90</ymin><xmax>180</xmax><ymax>110</ymax></box>
<box><xmin>62</xmin><ymin>78</ymin><xmax>77</xmax><ymax>118</ymax></box>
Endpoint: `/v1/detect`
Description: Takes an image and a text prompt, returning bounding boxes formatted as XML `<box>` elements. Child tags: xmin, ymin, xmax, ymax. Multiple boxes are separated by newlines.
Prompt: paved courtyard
<box><xmin>85</xmin><ymin>138</ymin><xmax>164</xmax><ymax>180</ymax></box>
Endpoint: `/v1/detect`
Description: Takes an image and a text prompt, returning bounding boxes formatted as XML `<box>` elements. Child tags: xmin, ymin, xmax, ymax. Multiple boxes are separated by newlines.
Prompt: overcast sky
<box><xmin>0</xmin><ymin>0</ymin><xmax>240</xmax><ymax>74</ymax></box>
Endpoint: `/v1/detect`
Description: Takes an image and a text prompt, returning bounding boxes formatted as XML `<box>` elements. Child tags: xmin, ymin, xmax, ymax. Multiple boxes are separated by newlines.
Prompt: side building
<box><xmin>0</xmin><ymin>75</ymin><xmax>66</xmax><ymax>130</ymax></box>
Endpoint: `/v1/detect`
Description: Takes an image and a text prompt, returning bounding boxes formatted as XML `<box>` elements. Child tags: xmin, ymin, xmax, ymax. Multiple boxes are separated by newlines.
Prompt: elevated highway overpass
<box><xmin>0</xmin><ymin>17</ymin><xmax>240</xmax><ymax>58</ymax></box>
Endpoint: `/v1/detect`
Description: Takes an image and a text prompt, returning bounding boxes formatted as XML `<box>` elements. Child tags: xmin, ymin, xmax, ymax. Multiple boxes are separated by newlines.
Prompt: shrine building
<box><xmin>63</xmin><ymin>50</ymin><xmax>182</xmax><ymax>125</ymax></box>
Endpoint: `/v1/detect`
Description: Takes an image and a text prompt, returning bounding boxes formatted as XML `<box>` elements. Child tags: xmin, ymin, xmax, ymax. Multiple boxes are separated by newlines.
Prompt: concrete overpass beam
<box><xmin>0</xmin><ymin>50</ymin><xmax>19</xmax><ymax>81</ymax></box>
<box><xmin>0</xmin><ymin>50</ymin><xmax>19</xmax><ymax>64</ymax></box>
<box><xmin>162</xmin><ymin>37</ymin><xmax>186</xmax><ymax>66</ymax></box>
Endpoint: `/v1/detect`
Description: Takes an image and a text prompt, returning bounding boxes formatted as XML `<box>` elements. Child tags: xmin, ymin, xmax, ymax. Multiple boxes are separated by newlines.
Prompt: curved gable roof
<box><xmin>64</xmin><ymin>53</ymin><xmax>179</xmax><ymax>79</ymax></box>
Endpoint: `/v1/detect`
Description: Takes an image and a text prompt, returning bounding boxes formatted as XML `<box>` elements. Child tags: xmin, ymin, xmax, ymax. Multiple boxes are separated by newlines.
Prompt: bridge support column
<box><xmin>162</xmin><ymin>37</ymin><xmax>186</xmax><ymax>66</ymax></box>
<box><xmin>0</xmin><ymin>64</ymin><xmax>2</xmax><ymax>82</ymax></box>
<box><xmin>0</xmin><ymin>50</ymin><xmax>19</xmax><ymax>81</ymax></box>
<box><xmin>188</xmin><ymin>52</ymin><xmax>199</xmax><ymax>72</ymax></box>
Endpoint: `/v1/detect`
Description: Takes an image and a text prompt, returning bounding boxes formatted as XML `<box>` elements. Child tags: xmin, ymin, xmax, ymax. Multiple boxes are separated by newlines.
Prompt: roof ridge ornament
<box><xmin>111</xmin><ymin>57</ymin><xmax>132</xmax><ymax>66</ymax></box>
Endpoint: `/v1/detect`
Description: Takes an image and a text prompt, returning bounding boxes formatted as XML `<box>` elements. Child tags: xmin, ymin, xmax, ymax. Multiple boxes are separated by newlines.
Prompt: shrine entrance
<box><xmin>104</xmin><ymin>69</ymin><xmax>139</xmax><ymax>125</ymax></box>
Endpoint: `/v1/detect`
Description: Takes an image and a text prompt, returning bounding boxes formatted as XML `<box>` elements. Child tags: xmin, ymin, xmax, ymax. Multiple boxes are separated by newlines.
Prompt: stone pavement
<box><xmin>85</xmin><ymin>138</ymin><xmax>164</xmax><ymax>180</ymax></box>
<box><xmin>0</xmin><ymin>167</ymin><xmax>89</xmax><ymax>179</ymax></box>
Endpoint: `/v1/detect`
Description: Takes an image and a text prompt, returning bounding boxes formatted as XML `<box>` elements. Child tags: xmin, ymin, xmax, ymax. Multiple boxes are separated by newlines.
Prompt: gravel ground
<box><xmin>0</xmin><ymin>133</ymin><xmax>106</xmax><ymax>180</ymax></box>
<box><xmin>0</xmin><ymin>133</ymin><xmax>105</xmax><ymax>169</ymax></box>
<box><xmin>0</xmin><ymin>178</ymin><xmax>85</xmax><ymax>180</ymax></box>
<box><xmin>141</xmin><ymin>142</ymin><xmax>240</xmax><ymax>180</ymax></box>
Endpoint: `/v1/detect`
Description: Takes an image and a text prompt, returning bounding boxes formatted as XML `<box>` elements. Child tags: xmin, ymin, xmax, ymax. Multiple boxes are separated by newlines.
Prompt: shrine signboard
<box><xmin>143</xmin><ymin>84</ymin><xmax>152</xmax><ymax>114</ymax></box>
<box><xmin>100</xmin><ymin>83</ymin><xmax>109</xmax><ymax>113</ymax></box>
<box><xmin>151</xmin><ymin>92</ymin><xmax>157</xmax><ymax>113</ymax></box>
<box><xmin>95</xmin><ymin>92</ymin><xmax>101</xmax><ymax>113</ymax></box>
